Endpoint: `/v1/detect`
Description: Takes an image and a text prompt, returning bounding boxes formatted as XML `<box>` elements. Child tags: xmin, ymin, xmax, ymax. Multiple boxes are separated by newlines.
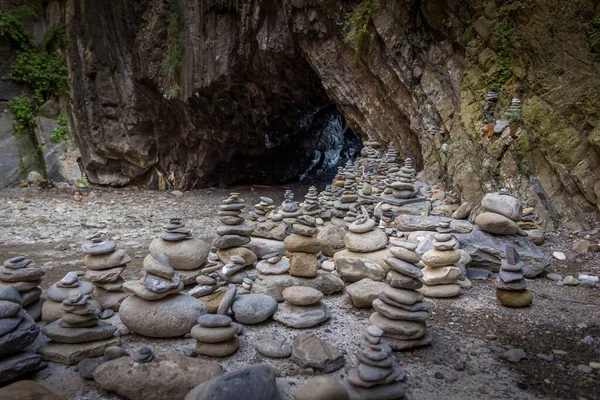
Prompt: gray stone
<box><xmin>395</xmin><ymin>214</ymin><xmax>473</xmax><ymax>233</ymax></box>
<box><xmin>78</xmin><ymin>357</ymin><xmax>103</xmax><ymax>379</ymax></box>
<box><xmin>0</xmin><ymin>310</ymin><xmax>39</xmax><ymax>358</ymax></box>
<box><xmin>344</xmin><ymin>230</ymin><xmax>388</xmax><ymax>253</ymax></box>
<box><xmin>104</xmin><ymin>346</ymin><xmax>130</xmax><ymax>361</ymax></box>
<box><xmin>38</xmin><ymin>337</ymin><xmax>120</xmax><ymax>365</ymax></box>
<box><xmin>184</xmin><ymin>364</ymin><xmax>281</xmax><ymax>400</ymax></box>
<box><xmin>466</xmin><ymin>268</ymin><xmax>489</xmax><ymax>280</ymax></box>
<box><xmin>273</xmin><ymin>301</ymin><xmax>330</xmax><ymax>328</ymax></box>
<box><xmin>0</xmin><ymin>300</ymin><xmax>20</xmax><ymax>318</ymax></box>
<box><xmin>216</xmin><ymin>224</ymin><xmax>254</xmax><ymax>236</ymax></box>
<box><xmin>336</xmin><ymin>257</ymin><xmax>386</xmax><ymax>283</ymax></box>
<box><xmin>198</xmin><ymin>314</ymin><xmax>232</xmax><ymax>327</ymax></box>
<box><xmin>503</xmin><ymin>348</ymin><xmax>527</xmax><ymax>363</ymax></box>
<box><xmin>47</xmin><ymin>281</ymin><xmax>93</xmax><ymax>302</ymax></box>
<box><xmin>255</xmin><ymin>338</ymin><xmax>292</xmax><ymax>358</ymax></box>
<box><xmin>346</xmin><ymin>279</ymin><xmax>388</xmax><ymax>308</ymax></box>
<box><xmin>42</xmin><ymin>320</ymin><xmax>117</xmax><ymax>344</ymax></box>
<box><xmin>149</xmin><ymin>237</ymin><xmax>210</xmax><ymax>270</ymax></box>
<box><xmin>0</xmin><ymin>352</ymin><xmax>42</xmax><ymax>384</ymax></box>
<box><xmin>384</xmin><ymin>257</ymin><xmax>423</xmax><ymax>279</ymax></box>
<box><xmin>231</xmin><ymin>294</ymin><xmax>278</xmax><ymax>324</ymax></box>
<box><xmin>251</xmin><ymin>273</ymin><xmax>344</xmax><ymax>301</ymax></box>
<box><xmin>214</xmin><ymin>235</ymin><xmax>251</xmax><ymax>249</ymax></box>
<box><xmin>546</xmin><ymin>272</ymin><xmax>563</xmax><ymax>282</ymax></box>
<box><xmin>217</xmin><ymin>285</ymin><xmax>237</xmax><ymax>315</ymax></box>
<box><xmin>291</xmin><ymin>334</ymin><xmax>345</xmax><ymax>373</ymax></box>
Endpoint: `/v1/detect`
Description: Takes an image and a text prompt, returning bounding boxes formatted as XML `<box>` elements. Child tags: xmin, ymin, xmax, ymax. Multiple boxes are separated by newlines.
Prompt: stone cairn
<box><xmin>318</xmin><ymin>185</ymin><xmax>337</xmax><ymax>220</ymax></box>
<box><xmin>331</xmin><ymin>173</ymin><xmax>359</xmax><ymax>226</ymax></box>
<box><xmin>358</xmin><ymin>175</ymin><xmax>377</xmax><ymax>208</ymax></box>
<box><xmin>42</xmin><ymin>272</ymin><xmax>94</xmax><ymax>323</ymax></box>
<box><xmin>283</xmin><ymin>215</ymin><xmax>321</xmax><ymax>278</ymax></box>
<box><xmin>191</xmin><ymin>314</ymin><xmax>240</xmax><ymax>357</ymax></box>
<box><xmin>277</xmin><ymin>190</ymin><xmax>302</xmax><ymax>224</ymax></box>
<box><xmin>474</xmin><ymin>189</ymin><xmax>524</xmax><ymax>236</ymax></box>
<box><xmin>332</xmin><ymin>166</ymin><xmax>346</xmax><ymax>188</ymax></box>
<box><xmin>419</xmin><ymin>221</ymin><xmax>462</xmax><ymax>298</ymax></box>
<box><xmin>82</xmin><ymin>237</ymin><xmax>131</xmax><ymax>311</ymax></box>
<box><xmin>125</xmin><ymin>252</ymin><xmax>183</xmax><ymax>299</ymax></box>
<box><xmin>0</xmin><ymin>286</ymin><xmax>42</xmax><ymax>384</ymax></box>
<box><xmin>378</xmin><ymin>204</ymin><xmax>395</xmax><ymax>234</ymax></box>
<box><xmin>256</xmin><ymin>251</ymin><xmax>290</xmax><ymax>276</ymax></box>
<box><xmin>249</xmin><ymin>196</ymin><xmax>275</xmax><ymax>222</ymax></box>
<box><xmin>40</xmin><ymin>290</ymin><xmax>118</xmax><ymax>365</ymax></box>
<box><xmin>215</xmin><ymin>193</ymin><xmax>256</xmax><ymax>272</ymax></box>
<box><xmin>273</xmin><ymin>286</ymin><xmax>330</xmax><ymax>328</ymax></box>
<box><xmin>149</xmin><ymin>217</ymin><xmax>210</xmax><ymax>285</ymax></box>
<box><xmin>346</xmin><ymin>325</ymin><xmax>407</xmax><ymax>400</ymax></box>
<box><xmin>188</xmin><ymin>273</ymin><xmax>226</xmax><ymax>299</ymax></box>
<box><xmin>495</xmin><ymin>246</ymin><xmax>533</xmax><ymax>308</ymax></box>
<box><xmin>370</xmin><ymin>242</ymin><xmax>432</xmax><ymax>350</ymax></box>
<box><xmin>301</xmin><ymin>186</ymin><xmax>321</xmax><ymax>218</ymax></box>
<box><xmin>0</xmin><ymin>256</ymin><xmax>45</xmax><ymax>320</ymax></box>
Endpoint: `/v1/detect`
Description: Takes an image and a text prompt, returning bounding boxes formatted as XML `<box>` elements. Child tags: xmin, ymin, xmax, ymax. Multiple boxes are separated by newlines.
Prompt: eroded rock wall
<box><xmin>62</xmin><ymin>0</ymin><xmax>600</xmax><ymax>229</ymax></box>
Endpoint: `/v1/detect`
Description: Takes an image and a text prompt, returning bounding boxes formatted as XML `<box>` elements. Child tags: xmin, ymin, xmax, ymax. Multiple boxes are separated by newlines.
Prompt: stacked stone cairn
<box><xmin>219</xmin><ymin>255</ymin><xmax>248</xmax><ymax>284</ymax></box>
<box><xmin>346</xmin><ymin>325</ymin><xmax>407</xmax><ymax>400</ymax></box>
<box><xmin>0</xmin><ymin>256</ymin><xmax>44</xmax><ymax>320</ymax></box>
<box><xmin>249</xmin><ymin>196</ymin><xmax>275</xmax><ymax>222</ymax></box>
<box><xmin>40</xmin><ymin>289</ymin><xmax>118</xmax><ymax>365</ymax></box>
<box><xmin>344</xmin><ymin>206</ymin><xmax>359</xmax><ymax>225</ymax></box>
<box><xmin>505</xmin><ymin>96</ymin><xmax>521</xmax><ymax>118</ymax></box>
<box><xmin>277</xmin><ymin>190</ymin><xmax>302</xmax><ymax>224</ymax></box>
<box><xmin>368</xmin><ymin>242</ymin><xmax>432</xmax><ymax>350</ymax></box>
<box><xmin>358</xmin><ymin>175</ymin><xmax>377</xmax><ymax>208</ymax></box>
<box><xmin>273</xmin><ymin>286</ymin><xmax>330</xmax><ymax>328</ymax></box>
<box><xmin>495</xmin><ymin>246</ymin><xmax>533</xmax><ymax>307</ymax></box>
<box><xmin>82</xmin><ymin>237</ymin><xmax>131</xmax><ymax>311</ymax></box>
<box><xmin>418</xmin><ymin>221</ymin><xmax>462</xmax><ymax>298</ymax></box>
<box><xmin>474</xmin><ymin>189</ymin><xmax>524</xmax><ymax>236</ymax></box>
<box><xmin>383</xmin><ymin>143</ymin><xmax>400</xmax><ymax>169</ymax></box>
<box><xmin>120</xmin><ymin>252</ymin><xmax>205</xmax><ymax>338</ymax></box>
<box><xmin>191</xmin><ymin>314</ymin><xmax>240</xmax><ymax>357</ymax></box>
<box><xmin>149</xmin><ymin>217</ymin><xmax>210</xmax><ymax>285</ymax></box>
<box><xmin>318</xmin><ymin>185</ymin><xmax>337</xmax><ymax>220</ymax></box>
<box><xmin>42</xmin><ymin>272</ymin><xmax>94</xmax><ymax>323</ymax></box>
<box><xmin>0</xmin><ymin>286</ymin><xmax>42</xmax><ymax>383</ymax></box>
<box><xmin>301</xmin><ymin>186</ymin><xmax>321</xmax><ymax>219</ymax></box>
<box><xmin>256</xmin><ymin>251</ymin><xmax>290</xmax><ymax>276</ymax></box>
<box><xmin>284</xmin><ymin>215</ymin><xmax>321</xmax><ymax>278</ymax></box>
<box><xmin>331</xmin><ymin>173</ymin><xmax>359</xmax><ymax>226</ymax></box>
<box><xmin>332</xmin><ymin>166</ymin><xmax>346</xmax><ymax>187</ymax></box>
<box><xmin>214</xmin><ymin>193</ymin><xmax>256</xmax><ymax>269</ymax></box>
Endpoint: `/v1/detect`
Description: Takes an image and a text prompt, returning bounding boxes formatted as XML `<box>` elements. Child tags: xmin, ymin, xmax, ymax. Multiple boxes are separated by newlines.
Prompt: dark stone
<box><xmin>0</xmin><ymin>310</ymin><xmax>39</xmax><ymax>358</ymax></box>
<box><xmin>0</xmin><ymin>352</ymin><xmax>42</xmax><ymax>384</ymax></box>
<box><xmin>78</xmin><ymin>357</ymin><xmax>103</xmax><ymax>379</ymax></box>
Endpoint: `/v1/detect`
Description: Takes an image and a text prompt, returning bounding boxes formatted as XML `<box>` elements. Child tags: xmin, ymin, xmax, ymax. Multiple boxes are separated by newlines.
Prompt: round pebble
<box><xmin>282</xmin><ymin>286</ymin><xmax>323</xmax><ymax>306</ymax></box>
<box><xmin>198</xmin><ymin>314</ymin><xmax>232</xmax><ymax>327</ymax></box>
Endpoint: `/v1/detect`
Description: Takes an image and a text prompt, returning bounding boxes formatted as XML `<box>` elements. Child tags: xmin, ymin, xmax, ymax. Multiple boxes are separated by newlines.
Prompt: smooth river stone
<box><xmin>85</xmin><ymin>266</ymin><xmax>125</xmax><ymax>283</ymax></box>
<box><xmin>282</xmin><ymin>286</ymin><xmax>323</xmax><ymax>306</ymax></box>
<box><xmin>384</xmin><ymin>257</ymin><xmax>423</xmax><ymax>279</ymax></box>
<box><xmin>382</xmin><ymin>287</ymin><xmax>423</xmax><ymax>305</ymax></box>
<box><xmin>499</xmin><ymin>270</ymin><xmax>524</xmax><ymax>283</ymax></box>
<box><xmin>143</xmin><ymin>273</ymin><xmax>181</xmax><ymax>293</ymax></box>
<box><xmin>119</xmin><ymin>294</ymin><xmax>206</xmax><ymax>338</ymax></box>
<box><xmin>420</xmin><ymin>266</ymin><xmax>461</xmax><ymax>286</ymax></box>
<box><xmin>481</xmin><ymin>192</ymin><xmax>522</xmax><ymax>221</ymax></box>
<box><xmin>346</xmin><ymin>279</ymin><xmax>388</xmax><ymax>308</ymax></box>
<box><xmin>0</xmin><ymin>266</ymin><xmax>45</xmax><ymax>282</ymax></box>
<box><xmin>46</xmin><ymin>281</ymin><xmax>93</xmax><ymax>302</ymax></box>
<box><xmin>216</xmin><ymin>248</ymin><xmax>257</xmax><ymax>266</ymax></box>
<box><xmin>347</xmin><ymin>218</ymin><xmax>376</xmax><ymax>234</ymax></box>
<box><xmin>143</xmin><ymin>252</ymin><xmax>175</xmax><ymax>279</ymax></box>
<box><xmin>496</xmin><ymin>288</ymin><xmax>533</xmax><ymax>307</ymax></box>
<box><xmin>418</xmin><ymin>283</ymin><xmax>461</xmax><ymax>298</ymax></box>
<box><xmin>494</xmin><ymin>277</ymin><xmax>527</xmax><ymax>291</ymax></box>
<box><xmin>284</xmin><ymin>235</ymin><xmax>322</xmax><ymax>253</ymax></box>
<box><xmin>191</xmin><ymin>323</ymin><xmax>238</xmax><ymax>343</ymax></box>
<box><xmin>255</xmin><ymin>338</ymin><xmax>292</xmax><ymax>358</ymax></box>
<box><xmin>42</xmin><ymin>320</ymin><xmax>117</xmax><ymax>344</ymax></box>
<box><xmin>372</xmin><ymin>299</ymin><xmax>429</xmax><ymax>321</ymax></box>
<box><xmin>369</xmin><ymin>313</ymin><xmax>427</xmax><ymax>339</ymax></box>
<box><xmin>292</xmin><ymin>224</ymin><xmax>318</xmax><ymax>237</ymax></box>
<box><xmin>421</xmin><ymin>248</ymin><xmax>460</xmax><ymax>268</ymax></box>
<box><xmin>0</xmin><ymin>300</ymin><xmax>21</xmax><ymax>318</ymax></box>
<box><xmin>386</xmin><ymin>270</ymin><xmax>423</xmax><ymax>289</ymax></box>
<box><xmin>198</xmin><ymin>314</ymin><xmax>231</xmax><ymax>328</ymax></box>
<box><xmin>389</xmin><ymin>247</ymin><xmax>420</xmax><ymax>264</ymax></box>
<box><xmin>475</xmin><ymin>212</ymin><xmax>521</xmax><ymax>235</ymax></box>
<box><xmin>216</xmin><ymin>224</ymin><xmax>254</xmax><ymax>236</ymax></box>
<box><xmin>149</xmin><ymin>237</ymin><xmax>209</xmax><ymax>270</ymax></box>
<box><xmin>344</xmin><ymin>230</ymin><xmax>388</xmax><ymax>253</ymax></box>
<box><xmin>122</xmin><ymin>280</ymin><xmax>183</xmax><ymax>300</ymax></box>
<box><xmin>230</xmin><ymin>294</ymin><xmax>278</xmax><ymax>324</ymax></box>
<box><xmin>84</xmin><ymin>249</ymin><xmax>131</xmax><ymax>270</ymax></box>
<box><xmin>81</xmin><ymin>240</ymin><xmax>117</xmax><ymax>255</ymax></box>
<box><xmin>213</xmin><ymin>235</ymin><xmax>251</xmax><ymax>249</ymax></box>
<box><xmin>0</xmin><ymin>280</ymin><xmax>42</xmax><ymax>293</ymax></box>
<box><xmin>288</xmin><ymin>252</ymin><xmax>318</xmax><ymax>278</ymax></box>
<box><xmin>433</xmin><ymin>237</ymin><xmax>459</xmax><ymax>251</ymax></box>
<box><xmin>256</xmin><ymin>258</ymin><xmax>290</xmax><ymax>275</ymax></box>
<box><xmin>273</xmin><ymin>301</ymin><xmax>331</xmax><ymax>328</ymax></box>
<box><xmin>195</xmin><ymin>336</ymin><xmax>239</xmax><ymax>357</ymax></box>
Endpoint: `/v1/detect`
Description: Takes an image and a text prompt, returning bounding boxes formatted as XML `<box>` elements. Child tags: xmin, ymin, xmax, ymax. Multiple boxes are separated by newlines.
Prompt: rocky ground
<box><xmin>1</xmin><ymin>185</ymin><xmax>599</xmax><ymax>400</ymax></box>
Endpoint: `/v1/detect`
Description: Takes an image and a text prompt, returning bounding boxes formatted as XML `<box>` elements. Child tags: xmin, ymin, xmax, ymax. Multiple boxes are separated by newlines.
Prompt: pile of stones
<box><xmin>214</xmin><ymin>194</ymin><xmax>256</xmax><ymax>267</ymax></box>
<box><xmin>256</xmin><ymin>251</ymin><xmax>290</xmax><ymax>276</ymax></box>
<box><xmin>219</xmin><ymin>255</ymin><xmax>248</xmax><ymax>284</ymax></box>
<box><xmin>318</xmin><ymin>185</ymin><xmax>337</xmax><ymax>212</ymax></box>
<box><xmin>149</xmin><ymin>218</ymin><xmax>210</xmax><ymax>284</ymax></box>
<box><xmin>0</xmin><ymin>256</ymin><xmax>44</xmax><ymax>320</ymax></box>
<box><xmin>475</xmin><ymin>189</ymin><xmax>524</xmax><ymax>236</ymax></box>
<box><xmin>301</xmin><ymin>186</ymin><xmax>321</xmax><ymax>218</ymax></box>
<box><xmin>389</xmin><ymin>159</ymin><xmax>417</xmax><ymax>199</ymax></box>
<box><xmin>82</xmin><ymin>237</ymin><xmax>131</xmax><ymax>311</ymax></box>
<box><xmin>273</xmin><ymin>286</ymin><xmax>330</xmax><ymax>328</ymax></box>
<box><xmin>39</xmin><ymin>290</ymin><xmax>119</xmax><ymax>365</ymax></box>
<box><xmin>419</xmin><ymin>221</ymin><xmax>462</xmax><ymax>298</ymax></box>
<box><xmin>495</xmin><ymin>246</ymin><xmax>533</xmax><ymax>307</ymax></box>
<box><xmin>249</xmin><ymin>197</ymin><xmax>275</xmax><ymax>222</ymax></box>
<box><xmin>331</xmin><ymin>175</ymin><xmax>359</xmax><ymax>226</ymax></box>
<box><xmin>277</xmin><ymin>190</ymin><xmax>302</xmax><ymax>223</ymax></box>
<box><xmin>191</xmin><ymin>314</ymin><xmax>240</xmax><ymax>357</ymax></box>
<box><xmin>42</xmin><ymin>272</ymin><xmax>94</xmax><ymax>323</ymax></box>
<box><xmin>332</xmin><ymin>167</ymin><xmax>346</xmax><ymax>187</ymax></box>
<box><xmin>120</xmin><ymin>252</ymin><xmax>205</xmax><ymax>337</ymax></box>
<box><xmin>0</xmin><ymin>286</ymin><xmax>42</xmax><ymax>383</ymax></box>
<box><xmin>284</xmin><ymin>215</ymin><xmax>321</xmax><ymax>278</ymax></box>
<box><xmin>346</xmin><ymin>325</ymin><xmax>407</xmax><ymax>399</ymax></box>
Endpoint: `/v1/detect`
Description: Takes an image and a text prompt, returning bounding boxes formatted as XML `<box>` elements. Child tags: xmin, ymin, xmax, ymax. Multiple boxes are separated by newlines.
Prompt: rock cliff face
<box><xmin>59</xmin><ymin>0</ymin><xmax>599</xmax><ymax>229</ymax></box>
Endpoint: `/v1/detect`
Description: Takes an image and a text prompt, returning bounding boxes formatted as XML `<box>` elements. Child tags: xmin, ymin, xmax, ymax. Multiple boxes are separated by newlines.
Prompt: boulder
<box><xmin>346</xmin><ymin>279</ymin><xmax>388</xmax><ymax>308</ymax></box>
<box><xmin>335</xmin><ymin>257</ymin><xmax>386</xmax><ymax>283</ymax></box>
<box><xmin>149</xmin><ymin>238</ymin><xmax>209</xmax><ymax>270</ymax></box>
<box><xmin>475</xmin><ymin>212</ymin><xmax>521</xmax><ymax>235</ymax></box>
<box><xmin>344</xmin><ymin>230</ymin><xmax>388</xmax><ymax>253</ymax></box>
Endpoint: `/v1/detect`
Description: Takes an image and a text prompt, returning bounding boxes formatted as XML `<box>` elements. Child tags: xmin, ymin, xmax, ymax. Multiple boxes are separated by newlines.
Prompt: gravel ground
<box><xmin>1</xmin><ymin>185</ymin><xmax>599</xmax><ymax>400</ymax></box>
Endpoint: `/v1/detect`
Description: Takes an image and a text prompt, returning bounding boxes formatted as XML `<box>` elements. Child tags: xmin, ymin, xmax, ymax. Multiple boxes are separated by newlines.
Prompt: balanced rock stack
<box><xmin>391</xmin><ymin>159</ymin><xmax>417</xmax><ymax>199</ymax></box>
<box><xmin>475</xmin><ymin>189</ymin><xmax>524</xmax><ymax>236</ymax></box>
<box><xmin>318</xmin><ymin>185</ymin><xmax>336</xmax><ymax>220</ymax></box>
<box><xmin>188</xmin><ymin>274</ymin><xmax>226</xmax><ymax>299</ymax></box>
<box><xmin>219</xmin><ymin>255</ymin><xmax>248</xmax><ymax>284</ymax></box>
<box><xmin>215</xmin><ymin>193</ymin><xmax>256</xmax><ymax>267</ymax></box>
<box><xmin>256</xmin><ymin>251</ymin><xmax>290</xmax><ymax>276</ymax></box>
<box><xmin>191</xmin><ymin>314</ymin><xmax>240</xmax><ymax>357</ymax></box>
<box><xmin>358</xmin><ymin>176</ymin><xmax>377</xmax><ymax>207</ymax></box>
<box><xmin>0</xmin><ymin>256</ymin><xmax>45</xmax><ymax>320</ymax></box>
<box><xmin>332</xmin><ymin>166</ymin><xmax>346</xmax><ymax>187</ymax></box>
<box><xmin>331</xmin><ymin>175</ymin><xmax>359</xmax><ymax>226</ymax></box>
<box><xmin>120</xmin><ymin>252</ymin><xmax>205</xmax><ymax>338</ymax></box>
<box><xmin>284</xmin><ymin>215</ymin><xmax>321</xmax><ymax>278</ymax></box>
<box><xmin>495</xmin><ymin>246</ymin><xmax>533</xmax><ymax>307</ymax></box>
<box><xmin>418</xmin><ymin>221</ymin><xmax>462</xmax><ymax>298</ymax></box>
<box><xmin>368</xmin><ymin>243</ymin><xmax>432</xmax><ymax>350</ymax></box>
<box><xmin>0</xmin><ymin>286</ymin><xmax>42</xmax><ymax>383</ymax></box>
<box><xmin>301</xmin><ymin>186</ymin><xmax>321</xmax><ymax>218</ymax></box>
<box><xmin>346</xmin><ymin>325</ymin><xmax>407</xmax><ymax>400</ymax></box>
<box><xmin>39</xmin><ymin>290</ymin><xmax>119</xmax><ymax>365</ymax></box>
<box><xmin>82</xmin><ymin>237</ymin><xmax>131</xmax><ymax>311</ymax></box>
<box><xmin>149</xmin><ymin>217</ymin><xmax>210</xmax><ymax>284</ymax></box>
<box><xmin>273</xmin><ymin>286</ymin><xmax>330</xmax><ymax>328</ymax></box>
<box><xmin>249</xmin><ymin>197</ymin><xmax>275</xmax><ymax>222</ymax></box>
<box><xmin>277</xmin><ymin>190</ymin><xmax>302</xmax><ymax>224</ymax></box>
<box><xmin>383</xmin><ymin>143</ymin><xmax>400</xmax><ymax>168</ymax></box>
<box><xmin>42</xmin><ymin>272</ymin><xmax>94</xmax><ymax>323</ymax></box>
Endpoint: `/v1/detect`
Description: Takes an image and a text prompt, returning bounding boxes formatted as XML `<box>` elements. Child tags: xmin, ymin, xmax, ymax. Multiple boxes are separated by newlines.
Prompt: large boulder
<box><xmin>119</xmin><ymin>294</ymin><xmax>205</xmax><ymax>337</ymax></box>
<box><xmin>149</xmin><ymin>238</ymin><xmax>210</xmax><ymax>270</ymax></box>
<box><xmin>95</xmin><ymin>350</ymin><xmax>223</xmax><ymax>400</ymax></box>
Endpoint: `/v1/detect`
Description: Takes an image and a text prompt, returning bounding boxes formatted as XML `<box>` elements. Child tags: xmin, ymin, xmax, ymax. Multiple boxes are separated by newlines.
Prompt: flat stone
<box><xmin>394</xmin><ymin>214</ymin><xmax>473</xmax><ymax>233</ymax></box>
<box><xmin>81</xmin><ymin>240</ymin><xmax>117</xmax><ymax>255</ymax></box>
<box><xmin>191</xmin><ymin>323</ymin><xmax>238</xmax><ymax>343</ymax></box>
<box><xmin>184</xmin><ymin>364</ymin><xmax>281</xmax><ymax>400</ymax></box>
<box><xmin>466</xmin><ymin>268</ymin><xmax>489</xmax><ymax>280</ymax></box>
<box><xmin>389</xmin><ymin>247</ymin><xmax>420</xmax><ymax>264</ymax></box>
<box><xmin>369</xmin><ymin>313</ymin><xmax>427</xmax><ymax>340</ymax></box>
<box><xmin>346</xmin><ymin>279</ymin><xmax>388</xmax><ymax>308</ymax></box>
<box><xmin>0</xmin><ymin>279</ymin><xmax>42</xmax><ymax>293</ymax></box>
<box><xmin>85</xmin><ymin>266</ymin><xmax>125</xmax><ymax>283</ymax></box>
<box><xmin>194</xmin><ymin>336</ymin><xmax>239</xmax><ymax>357</ymax></box>
<box><xmin>143</xmin><ymin>252</ymin><xmax>175</xmax><ymax>279</ymax></box>
<box><xmin>0</xmin><ymin>380</ymin><xmax>62</xmax><ymax>400</ymax></box>
<box><xmin>213</xmin><ymin>234</ymin><xmax>251</xmax><ymax>249</ymax></box>
<box><xmin>149</xmin><ymin>237</ymin><xmax>210</xmax><ymax>270</ymax></box>
<box><xmin>344</xmin><ymin>230</ymin><xmax>388</xmax><ymax>253</ymax></box>
<box><xmin>42</xmin><ymin>320</ymin><xmax>117</xmax><ymax>344</ymax></box>
<box><xmin>198</xmin><ymin>314</ymin><xmax>232</xmax><ymax>327</ymax></box>
<box><xmin>421</xmin><ymin>248</ymin><xmax>460</xmax><ymax>267</ymax></box>
<box><xmin>46</xmin><ymin>281</ymin><xmax>93</xmax><ymax>302</ymax></box>
<box><xmin>372</xmin><ymin>299</ymin><xmax>429</xmax><ymax>321</ymax></box>
<box><xmin>357</xmin><ymin>363</ymin><xmax>392</xmax><ymax>382</ymax></box>
<box><xmin>231</xmin><ymin>294</ymin><xmax>278</xmax><ymax>324</ymax></box>
<box><xmin>386</xmin><ymin>270</ymin><xmax>423</xmax><ymax>289</ymax></box>
<box><xmin>0</xmin><ymin>266</ymin><xmax>45</xmax><ymax>282</ymax></box>
<box><xmin>251</xmin><ymin>273</ymin><xmax>344</xmax><ymax>301</ymax></box>
<box><xmin>282</xmin><ymin>286</ymin><xmax>323</xmax><ymax>306</ymax></box>
<box><xmin>335</xmin><ymin>257</ymin><xmax>386</xmax><ymax>283</ymax></box>
<box><xmin>348</xmin><ymin>218</ymin><xmax>376</xmax><ymax>233</ymax></box>
<box><xmin>418</xmin><ymin>283</ymin><xmax>461</xmax><ymax>298</ymax></box>
<box><xmin>119</xmin><ymin>294</ymin><xmax>205</xmax><ymax>338</ymax></box>
<box><xmin>122</xmin><ymin>280</ymin><xmax>183</xmax><ymax>300</ymax></box>
<box><xmin>292</xmin><ymin>223</ymin><xmax>318</xmax><ymax>237</ymax></box>
<box><xmin>295</xmin><ymin>376</ymin><xmax>348</xmax><ymax>400</ymax></box>
<box><xmin>189</xmin><ymin>283</ymin><xmax>220</xmax><ymax>298</ymax></box>
<box><xmin>0</xmin><ymin>352</ymin><xmax>42</xmax><ymax>384</ymax></box>
<box><xmin>216</xmin><ymin>224</ymin><xmax>254</xmax><ymax>236</ymax></box>
<box><xmin>217</xmin><ymin>285</ymin><xmax>237</xmax><ymax>315</ymax></box>
<box><xmin>499</xmin><ymin>269</ymin><xmax>524</xmax><ymax>283</ymax></box>
<box><xmin>255</xmin><ymin>338</ymin><xmax>292</xmax><ymax>358</ymax></box>
<box><xmin>256</xmin><ymin>258</ymin><xmax>290</xmax><ymax>275</ymax></box>
<box><xmin>38</xmin><ymin>337</ymin><xmax>120</xmax><ymax>365</ymax></box>
<box><xmin>496</xmin><ymin>288</ymin><xmax>533</xmax><ymax>307</ymax></box>
<box><xmin>382</xmin><ymin>287</ymin><xmax>423</xmax><ymax>305</ymax></box>
<box><xmin>420</xmin><ymin>266</ymin><xmax>460</xmax><ymax>285</ymax></box>
<box><xmin>84</xmin><ymin>249</ymin><xmax>131</xmax><ymax>270</ymax></box>
<box><xmin>384</xmin><ymin>257</ymin><xmax>423</xmax><ymax>279</ymax></box>
<box><xmin>291</xmin><ymin>334</ymin><xmax>345</xmax><ymax>372</ymax></box>
<box><xmin>346</xmin><ymin>380</ymin><xmax>406</xmax><ymax>400</ymax></box>
<box><xmin>95</xmin><ymin>350</ymin><xmax>223</xmax><ymax>400</ymax></box>
<box><xmin>0</xmin><ymin>310</ymin><xmax>40</xmax><ymax>359</ymax></box>
<box><xmin>274</xmin><ymin>301</ymin><xmax>331</xmax><ymax>328</ymax></box>
<box><xmin>495</xmin><ymin>277</ymin><xmax>527</xmax><ymax>290</ymax></box>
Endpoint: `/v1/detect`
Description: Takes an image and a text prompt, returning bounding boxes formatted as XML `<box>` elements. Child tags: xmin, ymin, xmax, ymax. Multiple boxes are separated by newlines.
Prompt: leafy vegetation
<box><xmin>7</xmin><ymin>95</ymin><xmax>37</xmax><ymax>135</ymax></box>
<box><xmin>162</xmin><ymin>0</ymin><xmax>184</xmax><ymax>98</ymax></box>
<box><xmin>0</xmin><ymin>5</ymin><xmax>37</xmax><ymax>49</ymax></box>
<box><xmin>343</xmin><ymin>0</ymin><xmax>378</xmax><ymax>63</ymax></box>
<box><xmin>507</xmin><ymin>108</ymin><xmax>524</xmax><ymax>124</ymax></box>
<box><xmin>50</xmin><ymin>115</ymin><xmax>69</xmax><ymax>142</ymax></box>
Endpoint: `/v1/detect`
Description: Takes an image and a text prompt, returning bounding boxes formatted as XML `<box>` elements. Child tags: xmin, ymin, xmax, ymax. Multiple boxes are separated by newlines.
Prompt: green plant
<box><xmin>507</xmin><ymin>108</ymin><xmax>523</xmax><ymax>123</ymax></box>
<box><xmin>0</xmin><ymin>5</ymin><xmax>37</xmax><ymax>49</ymax></box>
<box><xmin>589</xmin><ymin>15</ymin><xmax>600</xmax><ymax>51</ymax></box>
<box><xmin>343</xmin><ymin>0</ymin><xmax>378</xmax><ymax>63</ymax></box>
<box><xmin>7</xmin><ymin>95</ymin><xmax>37</xmax><ymax>134</ymax></box>
<box><xmin>414</xmin><ymin>88</ymin><xmax>421</xmax><ymax>95</ymax></box>
<box><xmin>441</xmin><ymin>19</ymin><xmax>451</xmax><ymax>28</ymax></box>
<box><xmin>162</xmin><ymin>0</ymin><xmax>184</xmax><ymax>98</ymax></box>
<box><xmin>50</xmin><ymin>115</ymin><xmax>69</xmax><ymax>142</ymax></box>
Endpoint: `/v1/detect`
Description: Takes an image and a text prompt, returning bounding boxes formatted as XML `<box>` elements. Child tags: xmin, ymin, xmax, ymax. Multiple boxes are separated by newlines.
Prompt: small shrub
<box><xmin>50</xmin><ymin>115</ymin><xmax>69</xmax><ymax>142</ymax></box>
<box><xmin>507</xmin><ymin>109</ymin><xmax>523</xmax><ymax>124</ymax></box>
<box><xmin>8</xmin><ymin>95</ymin><xmax>36</xmax><ymax>134</ymax></box>
<box><xmin>343</xmin><ymin>0</ymin><xmax>378</xmax><ymax>63</ymax></box>
<box><xmin>162</xmin><ymin>0</ymin><xmax>184</xmax><ymax>98</ymax></box>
